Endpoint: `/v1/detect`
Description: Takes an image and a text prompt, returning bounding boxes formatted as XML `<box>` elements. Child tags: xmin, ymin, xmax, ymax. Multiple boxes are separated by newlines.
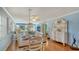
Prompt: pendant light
<box><xmin>28</xmin><ymin>8</ymin><xmax>31</xmax><ymax>24</ymax></box>
<box><xmin>27</xmin><ymin>8</ymin><xmax>34</xmax><ymax>33</ymax></box>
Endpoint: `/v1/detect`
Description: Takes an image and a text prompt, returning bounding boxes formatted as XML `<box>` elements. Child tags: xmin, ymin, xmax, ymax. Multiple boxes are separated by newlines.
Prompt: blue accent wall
<box><xmin>64</xmin><ymin>12</ymin><xmax>79</xmax><ymax>45</ymax></box>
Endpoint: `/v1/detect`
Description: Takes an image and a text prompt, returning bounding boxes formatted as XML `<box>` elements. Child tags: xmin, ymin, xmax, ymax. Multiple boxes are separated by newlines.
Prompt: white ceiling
<box><xmin>5</xmin><ymin>7</ymin><xmax>79</xmax><ymax>23</ymax></box>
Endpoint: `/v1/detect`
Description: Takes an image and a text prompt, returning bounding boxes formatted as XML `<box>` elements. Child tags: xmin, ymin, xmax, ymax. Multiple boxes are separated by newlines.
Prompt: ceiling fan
<box><xmin>27</xmin><ymin>8</ymin><xmax>39</xmax><ymax>25</ymax></box>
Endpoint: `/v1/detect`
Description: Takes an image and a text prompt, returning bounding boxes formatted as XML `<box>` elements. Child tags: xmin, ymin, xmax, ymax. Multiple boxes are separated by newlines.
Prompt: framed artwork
<box><xmin>6</xmin><ymin>17</ymin><xmax>9</xmax><ymax>34</ymax></box>
<box><xmin>0</xmin><ymin>16</ymin><xmax>1</xmax><ymax>25</ymax></box>
<box><xmin>0</xmin><ymin>15</ymin><xmax>2</xmax><ymax>39</ymax></box>
<box><xmin>6</xmin><ymin>17</ymin><xmax>12</xmax><ymax>34</ymax></box>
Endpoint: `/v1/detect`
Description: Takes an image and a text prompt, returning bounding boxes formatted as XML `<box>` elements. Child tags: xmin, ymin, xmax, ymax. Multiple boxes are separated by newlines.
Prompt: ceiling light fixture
<box><xmin>32</xmin><ymin>19</ymin><xmax>36</xmax><ymax>21</ymax></box>
<box><xmin>27</xmin><ymin>8</ymin><xmax>40</xmax><ymax>23</ymax></box>
<box><xmin>31</xmin><ymin>15</ymin><xmax>39</xmax><ymax>22</ymax></box>
<box><xmin>35</xmin><ymin>16</ymin><xmax>39</xmax><ymax>20</ymax></box>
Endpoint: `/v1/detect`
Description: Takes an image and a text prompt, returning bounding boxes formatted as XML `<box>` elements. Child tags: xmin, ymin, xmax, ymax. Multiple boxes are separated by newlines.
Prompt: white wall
<box><xmin>0</xmin><ymin>7</ymin><xmax>13</xmax><ymax>50</ymax></box>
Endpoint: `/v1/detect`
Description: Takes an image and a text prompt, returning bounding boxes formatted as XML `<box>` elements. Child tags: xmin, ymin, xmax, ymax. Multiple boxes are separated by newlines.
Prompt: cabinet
<box><xmin>52</xmin><ymin>18</ymin><xmax>67</xmax><ymax>46</ymax></box>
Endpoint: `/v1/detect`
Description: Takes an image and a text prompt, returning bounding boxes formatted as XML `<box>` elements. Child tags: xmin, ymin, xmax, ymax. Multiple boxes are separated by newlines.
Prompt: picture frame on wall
<box><xmin>6</xmin><ymin>17</ymin><xmax>13</xmax><ymax>34</ymax></box>
<box><xmin>0</xmin><ymin>15</ymin><xmax>2</xmax><ymax>39</ymax></box>
<box><xmin>0</xmin><ymin>15</ymin><xmax>1</xmax><ymax>25</ymax></box>
<box><xmin>6</xmin><ymin>17</ymin><xmax>9</xmax><ymax>34</ymax></box>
